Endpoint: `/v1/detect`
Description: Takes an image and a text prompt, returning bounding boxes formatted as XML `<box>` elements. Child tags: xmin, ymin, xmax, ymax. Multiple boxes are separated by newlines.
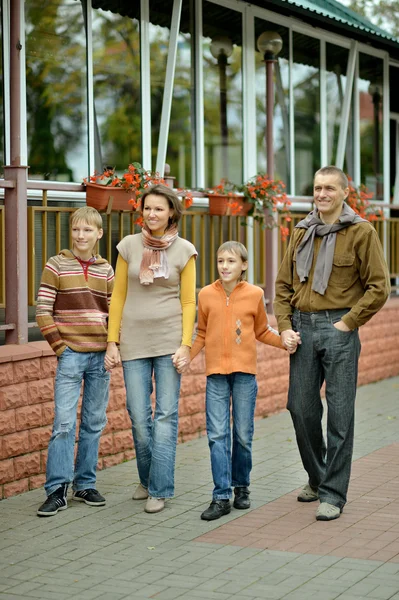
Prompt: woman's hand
<box><xmin>172</xmin><ymin>345</ymin><xmax>191</xmax><ymax>374</ymax></box>
<box><xmin>104</xmin><ymin>342</ymin><xmax>120</xmax><ymax>371</ymax></box>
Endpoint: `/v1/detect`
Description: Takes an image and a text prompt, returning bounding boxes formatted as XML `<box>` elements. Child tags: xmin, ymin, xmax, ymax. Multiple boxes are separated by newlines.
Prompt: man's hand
<box><xmin>333</xmin><ymin>320</ymin><xmax>351</xmax><ymax>332</ymax></box>
<box><xmin>281</xmin><ymin>329</ymin><xmax>301</xmax><ymax>354</ymax></box>
<box><xmin>104</xmin><ymin>342</ymin><xmax>120</xmax><ymax>371</ymax></box>
<box><xmin>172</xmin><ymin>345</ymin><xmax>191</xmax><ymax>374</ymax></box>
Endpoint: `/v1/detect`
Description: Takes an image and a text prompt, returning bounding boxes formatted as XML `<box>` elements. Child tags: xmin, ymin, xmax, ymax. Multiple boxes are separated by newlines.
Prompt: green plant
<box><xmin>83</xmin><ymin>162</ymin><xmax>164</xmax><ymax>210</ymax></box>
<box><xmin>210</xmin><ymin>174</ymin><xmax>292</xmax><ymax>239</ymax></box>
<box><xmin>84</xmin><ymin>162</ymin><xmax>194</xmax><ymax>212</ymax></box>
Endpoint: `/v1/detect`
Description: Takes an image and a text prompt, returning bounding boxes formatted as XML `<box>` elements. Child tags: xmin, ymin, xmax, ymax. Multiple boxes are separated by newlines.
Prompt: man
<box><xmin>274</xmin><ymin>166</ymin><xmax>390</xmax><ymax>521</ymax></box>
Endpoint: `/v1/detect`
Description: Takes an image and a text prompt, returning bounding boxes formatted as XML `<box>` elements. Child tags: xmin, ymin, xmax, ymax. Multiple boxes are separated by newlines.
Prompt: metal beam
<box><xmin>336</xmin><ymin>41</ymin><xmax>357</xmax><ymax>170</ymax></box>
<box><xmin>156</xmin><ymin>0</ymin><xmax>183</xmax><ymax>176</ymax></box>
<box><xmin>243</xmin><ymin>6</ymin><xmax>255</xmax><ymax>284</ymax></box>
<box><xmin>85</xmin><ymin>0</ymin><xmax>96</xmax><ymax>175</ymax></box>
<box><xmin>383</xmin><ymin>51</ymin><xmax>390</xmax><ymax>205</ymax></box>
<box><xmin>320</xmin><ymin>39</ymin><xmax>327</xmax><ymax>166</ymax></box>
<box><xmin>288</xmin><ymin>27</ymin><xmax>295</xmax><ymax>195</ymax></box>
<box><xmin>193</xmin><ymin>0</ymin><xmax>204</xmax><ymax>187</ymax></box>
<box><xmin>140</xmin><ymin>0</ymin><xmax>152</xmax><ymax>170</ymax></box>
<box><xmin>4</xmin><ymin>1</ymin><xmax>28</xmax><ymax>344</ymax></box>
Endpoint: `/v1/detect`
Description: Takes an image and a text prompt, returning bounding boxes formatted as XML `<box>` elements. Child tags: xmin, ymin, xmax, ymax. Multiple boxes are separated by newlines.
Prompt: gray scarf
<box><xmin>295</xmin><ymin>203</ymin><xmax>366</xmax><ymax>295</ymax></box>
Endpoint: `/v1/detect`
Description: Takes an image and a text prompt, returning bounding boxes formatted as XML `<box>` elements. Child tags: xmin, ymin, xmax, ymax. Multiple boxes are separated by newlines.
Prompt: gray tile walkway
<box><xmin>0</xmin><ymin>376</ymin><xmax>399</xmax><ymax>599</ymax></box>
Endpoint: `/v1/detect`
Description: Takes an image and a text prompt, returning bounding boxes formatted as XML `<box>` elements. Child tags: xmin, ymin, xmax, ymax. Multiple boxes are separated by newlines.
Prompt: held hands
<box><xmin>104</xmin><ymin>342</ymin><xmax>121</xmax><ymax>371</ymax></box>
<box><xmin>281</xmin><ymin>330</ymin><xmax>302</xmax><ymax>354</ymax></box>
<box><xmin>172</xmin><ymin>345</ymin><xmax>191</xmax><ymax>374</ymax></box>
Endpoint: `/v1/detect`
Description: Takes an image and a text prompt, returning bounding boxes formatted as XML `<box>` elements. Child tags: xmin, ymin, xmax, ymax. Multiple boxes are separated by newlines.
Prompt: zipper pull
<box><xmin>226</xmin><ymin>296</ymin><xmax>229</xmax><ymax>306</ymax></box>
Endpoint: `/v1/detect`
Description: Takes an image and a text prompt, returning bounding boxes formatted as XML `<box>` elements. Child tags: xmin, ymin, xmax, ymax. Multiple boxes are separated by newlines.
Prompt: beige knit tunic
<box><xmin>117</xmin><ymin>233</ymin><xmax>197</xmax><ymax>361</ymax></box>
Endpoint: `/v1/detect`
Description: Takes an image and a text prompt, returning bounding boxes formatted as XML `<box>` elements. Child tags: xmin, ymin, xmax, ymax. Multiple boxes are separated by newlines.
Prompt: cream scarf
<box><xmin>139</xmin><ymin>224</ymin><xmax>179</xmax><ymax>285</ymax></box>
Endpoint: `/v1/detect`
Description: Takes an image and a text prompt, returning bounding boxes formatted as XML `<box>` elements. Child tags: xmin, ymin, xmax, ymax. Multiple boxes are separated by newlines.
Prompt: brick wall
<box><xmin>1</xmin><ymin>297</ymin><xmax>399</xmax><ymax>499</ymax></box>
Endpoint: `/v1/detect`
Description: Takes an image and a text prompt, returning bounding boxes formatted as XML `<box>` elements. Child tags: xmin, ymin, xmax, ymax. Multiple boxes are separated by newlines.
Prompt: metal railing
<box><xmin>26</xmin><ymin>203</ymin><xmax>267</xmax><ymax>305</ymax></box>
<box><xmin>1</xmin><ymin>185</ymin><xmax>399</xmax><ymax>337</ymax></box>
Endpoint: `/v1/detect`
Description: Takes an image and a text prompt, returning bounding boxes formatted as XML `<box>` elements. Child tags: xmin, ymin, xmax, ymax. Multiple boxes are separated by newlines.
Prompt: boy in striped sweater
<box><xmin>36</xmin><ymin>207</ymin><xmax>114</xmax><ymax>517</ymax></box>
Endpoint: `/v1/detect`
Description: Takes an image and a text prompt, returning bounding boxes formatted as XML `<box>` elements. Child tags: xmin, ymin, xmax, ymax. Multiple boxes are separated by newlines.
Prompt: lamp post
<box><xmin>368</xmin><ymin>83</ymin><xmax>382</xmax><ymax>199</ymax></box>
<box><xmin>257</xmin><ymin>31</ymin><xmax>283</xmax><ymax>308</ymax></box>
<box><xmin>210</xmin><ymin>36</ymin><xmax>233</xmax><ymax>180</ymax></box>
<box><xmin>257</xmin><ymin>31</ymin><xmax>283</xmax><ymax>176</ymax></box>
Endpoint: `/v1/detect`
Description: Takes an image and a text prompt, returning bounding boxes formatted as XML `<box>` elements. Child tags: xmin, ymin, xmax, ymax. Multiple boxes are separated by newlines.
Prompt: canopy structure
<box><xmin>92</xmin><ymin>0</ymin><xmax>399</xmax><ymax>57</ymax></box>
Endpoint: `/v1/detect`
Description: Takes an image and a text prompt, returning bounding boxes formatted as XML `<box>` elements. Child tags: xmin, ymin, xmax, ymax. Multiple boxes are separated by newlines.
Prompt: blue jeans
<box><xmin>288</xmin><ymin>309</ymin><xmax>361</xmax><ymax>509</ymax></box>
<box><xmin>122</xmin><ymin>355</ymin><xmax>181</xmax><ymax>498</ymax></box>
<box><xmin>45</xmin><ymin>348</ymin><xmax>110</xmax><ymax>496</ymax></box>
<box><xmin>206</xmin><ymin>373</ymin><xmax>258</xmax><ymax>500</ymax></box>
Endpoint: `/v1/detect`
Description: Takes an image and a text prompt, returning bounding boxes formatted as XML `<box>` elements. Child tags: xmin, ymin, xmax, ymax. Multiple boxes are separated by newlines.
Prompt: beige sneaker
<box><xmin>316</xmin><ymin>502</ymin><xmax>342</xmax><ymax>521</ymax></box>
<box><xmin>145</xmin><ymin>497</ymin><xmax>165</xmax><ymax>513</ymax></box>
<box><xmin>297</xmin><ymin>483</ymin><xmax>318</xmax><ymax>502</ymax></box>
<box><xmin>132</xmin><ymin>483</ymin><xmax>149</xmax><ymax>500</ymax></box>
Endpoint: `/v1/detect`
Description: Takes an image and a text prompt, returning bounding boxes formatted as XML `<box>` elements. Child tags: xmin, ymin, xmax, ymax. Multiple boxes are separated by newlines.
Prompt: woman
<box><xmin>105</xmin><ymin>184</ymin><xmax>197</xmax><ymax>513</ymax></box>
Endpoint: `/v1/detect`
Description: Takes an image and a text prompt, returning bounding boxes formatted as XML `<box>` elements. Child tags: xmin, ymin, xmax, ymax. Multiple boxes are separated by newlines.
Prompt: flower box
<box><xmin>85</xmin><ymin>182</ymin><xmax>134</xmax><ymax>212</ymax></box>
<box><xmin>208</xmin><ymin>194</ymin><xmax>252</xmax><ymax>216</ymax></box>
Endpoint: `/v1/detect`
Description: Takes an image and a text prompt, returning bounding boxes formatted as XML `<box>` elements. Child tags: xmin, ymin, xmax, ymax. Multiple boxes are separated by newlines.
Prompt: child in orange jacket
<box><xmin>188</xmin><ymin>241</ymin><xmax>300</xmax><ymax>521</ymax></box>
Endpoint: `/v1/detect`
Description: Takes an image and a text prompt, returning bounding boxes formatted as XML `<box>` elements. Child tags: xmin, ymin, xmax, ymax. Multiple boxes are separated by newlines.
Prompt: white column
<box><xmin>336</xmin><ymin>41</ymin><xmax>357</xmax><ymax>170</ymax></box>
<box><xmin>155</xmin><ymin>0</ymin><xmax>183</xmax><ymax>176</ymax></box>
<box><xmin>140</xmin><ymin>0</ymin><xmax>152</xmax><ymax>170</ymax></box>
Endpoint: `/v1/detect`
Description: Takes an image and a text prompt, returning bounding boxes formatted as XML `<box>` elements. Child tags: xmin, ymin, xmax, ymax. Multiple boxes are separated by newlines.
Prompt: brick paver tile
<box><xmin>195</xmin><ymin>442</ymin><xmax>399</xmax><ymax>563</ymax></box>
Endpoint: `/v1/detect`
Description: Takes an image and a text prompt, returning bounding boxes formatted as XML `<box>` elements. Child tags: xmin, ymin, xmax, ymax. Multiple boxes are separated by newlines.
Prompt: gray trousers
<box><xmin>288</xmin><ymin>308</ymin><xmax>361</xmax><ymax>509</ymax></box>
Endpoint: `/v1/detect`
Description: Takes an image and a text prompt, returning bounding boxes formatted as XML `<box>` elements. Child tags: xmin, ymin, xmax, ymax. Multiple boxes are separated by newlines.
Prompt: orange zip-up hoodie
<box><xmin>190</xmin><ymin>280</ymin><xmax>285</xmax><ymax>375</ymax></box>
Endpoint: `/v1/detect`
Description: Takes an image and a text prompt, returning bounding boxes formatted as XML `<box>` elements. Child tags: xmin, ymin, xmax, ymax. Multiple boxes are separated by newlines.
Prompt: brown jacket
<box><xmin>274</xmin><ymin>220</ymin><xmax>390</xmax><ymax>332</ymax></box>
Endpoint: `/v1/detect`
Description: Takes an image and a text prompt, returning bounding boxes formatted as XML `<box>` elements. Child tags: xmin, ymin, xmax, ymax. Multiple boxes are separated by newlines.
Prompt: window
<box><xmin>326</xmin><ymin>43</ymin><xmax>352</xmax><ymax>173</ymax></box>
<box><xmin>203</xmin><ymin>1</ymin><xmax>243</xmax><ymax>187</ymax></box>
<box><xmin>149</xmin><ymin>0</ymin><xmax>193</xmax><ymax>187</ymax></box>
<box><xmin>92</xmin><ymin>6</ymin><xmax>141</xmax><ymax>174</ymax></box>
<box><xmin>26</xmin><ymin>0</ymin><xmax>88</xmax><ymax>182</ymax></box>
<box><xmin>358</xmin><ymin>53</ymin><xmax>384</xmax><ymax>200</ymax></box>
<box><xmin>293</xmin><ymin>32</ymin><xmax>320</xmax><ymax>196</ymax></box>
<box><xmin>255</xmin><ymin>20</ymin><xmax>290</xmax><ymax>188</ymax></box>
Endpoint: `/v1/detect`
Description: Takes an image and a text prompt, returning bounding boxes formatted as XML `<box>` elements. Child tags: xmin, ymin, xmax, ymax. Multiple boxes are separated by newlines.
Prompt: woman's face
<box><xmin>142</xmin><ymin>194</ymin><xmax>174</xmax><ymax>234</ymax></box>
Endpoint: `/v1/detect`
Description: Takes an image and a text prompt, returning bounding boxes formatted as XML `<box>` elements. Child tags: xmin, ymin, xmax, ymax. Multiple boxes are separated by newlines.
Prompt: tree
<box><xmin>340</xmin><ymin>0</ymin><xmax>399</xmax><ymax>37</ymax></box>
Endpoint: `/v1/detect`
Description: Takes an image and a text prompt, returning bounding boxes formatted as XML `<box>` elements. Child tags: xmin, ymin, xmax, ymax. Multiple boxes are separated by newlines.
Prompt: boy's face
<box><xmin>217</xmin><ymin>250</ymin><xmax>248</xmax><ymax>289</ymax></box>
<box><xmin>71</xmin><ymin>219</ymin><xmax>103</xmax><ymax>259</ymax></box>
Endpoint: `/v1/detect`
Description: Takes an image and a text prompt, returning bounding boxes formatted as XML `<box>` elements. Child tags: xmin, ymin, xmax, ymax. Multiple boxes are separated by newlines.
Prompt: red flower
<box><xmin>346</xmin><ymin>177</ymin><xmax>383</xmax><ymax>222</ymax></box>
<box><xmin>134</xmin><ymin>215</ymin><xmax>144</xmax><ymax>227</ymax></box>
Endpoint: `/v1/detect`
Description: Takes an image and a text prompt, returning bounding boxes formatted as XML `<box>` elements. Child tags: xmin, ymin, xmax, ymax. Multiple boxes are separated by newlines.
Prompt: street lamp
<box><xmin>210</xmin><ymin>36</ymin><xmax>233</xmax><ymax>179</ymax></box>
<box><xmin>257</xmin><ymin>31</ymin><xmax>283</xmax><ymax>309</ymax></box>
<box><xmin>257</xmin><ymin>31</ymin><xmax>283</xmax><ymax>177</ymax></box>
<box><xmin>368</xmin><ymin>83</ymin><xmax>382</xmax><ymax>199</ymax></box>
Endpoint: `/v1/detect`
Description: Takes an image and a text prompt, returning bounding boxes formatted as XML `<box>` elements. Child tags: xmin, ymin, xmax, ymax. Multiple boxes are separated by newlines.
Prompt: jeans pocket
<box><xmin>59</xmin><ymin>346</ymin><xmax>73</xmax><ymax>356</ymax></box>
<box><xmin>331</xmin><ymin>321</ymin><xmax>354</xmax><ymax>338</ymax></box>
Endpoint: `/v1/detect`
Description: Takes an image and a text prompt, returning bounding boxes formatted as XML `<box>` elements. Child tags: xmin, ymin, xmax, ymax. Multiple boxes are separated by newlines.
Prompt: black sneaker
<box><xmin>72</xmin><ymin>489</ymin><xmax>106</xmax><ymax>506</ymax></box>
<box><xmin>201</xmin><ymin>499</ymin><xmax>231</xmax><ymax>521</ymax></box>
<box><xmin>37</xmin><ymin>483</ymin><xmax>68</xmax><ymax>517</ymax></box>
<box><xmin>234</xmin><ymin>486</ymin><xmax>251</xmax><ymax>510</ymax></box>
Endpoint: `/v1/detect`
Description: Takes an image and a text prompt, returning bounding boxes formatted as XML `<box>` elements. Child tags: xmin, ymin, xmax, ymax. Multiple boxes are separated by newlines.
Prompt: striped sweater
<box><xmin>36</xmin><ymin>249</ymin><xmax>114</xmax><ymax>356</ymax></box>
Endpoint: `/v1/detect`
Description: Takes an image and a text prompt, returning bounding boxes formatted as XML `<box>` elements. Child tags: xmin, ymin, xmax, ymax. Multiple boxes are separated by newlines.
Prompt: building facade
<box><xmin>1</xmin><ymin>0</ymin><xmax>399</xmax><ymax>343</ymax></box>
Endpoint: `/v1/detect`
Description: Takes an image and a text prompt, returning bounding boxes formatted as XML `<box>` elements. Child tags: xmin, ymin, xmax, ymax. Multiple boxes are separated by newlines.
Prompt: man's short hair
<box><xmin>70</xmin><ymin>207</ymin><xmax>103</xmax><ymax>229</ymax></box>
<box><xmin>314</xmin><ymin>166</ymin><xmax>348</xmax><ymax>190</ymax></box>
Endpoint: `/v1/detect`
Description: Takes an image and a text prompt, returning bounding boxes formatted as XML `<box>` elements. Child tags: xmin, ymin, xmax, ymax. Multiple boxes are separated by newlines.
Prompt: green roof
<box><xmin>277</xmin><ymin>0</ymin><xmax>399</xmax><ymax>44</ymax></box>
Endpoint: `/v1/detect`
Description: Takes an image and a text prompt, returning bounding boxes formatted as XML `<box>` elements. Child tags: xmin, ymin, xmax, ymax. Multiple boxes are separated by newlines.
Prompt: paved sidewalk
<box><xmin>1</xmin><ymin>376</ymin><xmax>399</xmax><ymax>600</ymax></box>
